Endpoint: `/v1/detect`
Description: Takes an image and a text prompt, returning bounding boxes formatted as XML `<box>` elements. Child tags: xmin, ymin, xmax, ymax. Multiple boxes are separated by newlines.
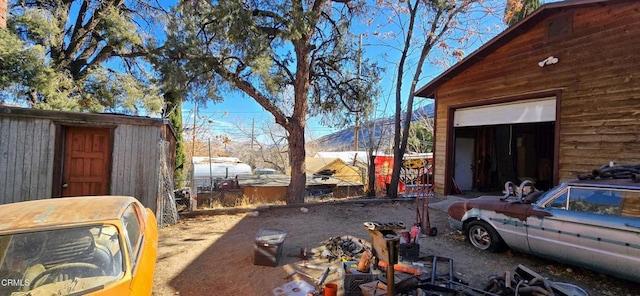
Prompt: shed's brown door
<box><xmin>62</xmin><ymin>127</ymin><xmax>112</xmax><ymax>196</ymax></box>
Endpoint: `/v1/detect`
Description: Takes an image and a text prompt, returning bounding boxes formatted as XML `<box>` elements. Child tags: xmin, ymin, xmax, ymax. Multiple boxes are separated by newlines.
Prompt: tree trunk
<box><xmin>287</xmin><ymin>119</ymin><xmax>306</xmax><ymax>204</ymax></box>
<box><xmin>164</xmin><ymin>91</ymin><xmax>185</xmax><ymax>188</ymax></box>
<box><xmin>388</xmin><ymin>0</ymin><xmax>421</xmax><ymax>199</ymax></box>
<box><xmin>388</xmin><ymin>71</ymin><xmax>404</xmax><ymax>199</ymax></box>
<box><xmin>389</xmin><ymin>141</ymin><xmax>402</xmax><ymax>199</ymax></box>
<box><xmin>286</xmin><ymin>33</ymin><xmax>311</xmax><ymax>204</ymax></box>
<box><xmin>367</xmin><ymin>153</ymin><xmax>377</xmax><ymax>197</ymax></box>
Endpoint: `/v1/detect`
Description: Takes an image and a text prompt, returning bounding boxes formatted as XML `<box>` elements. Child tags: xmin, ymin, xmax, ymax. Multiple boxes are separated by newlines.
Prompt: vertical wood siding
<box><xmin>0</xmin><ymin>109</ymin><xmax>170</xmax><ymax>213</ymax></box>
<box><xmin>432</xmin><ymin>2</ymin><xmax>640</xmax><ymax>194</ymax></box>
<box><xmin>111</xmin><ymin>124</ymin><xmax>162</xmax><ymax>212</ymax></box>
<box><xmin>0</xmin><ymin>117</ymin><xmax>55</xmax><ymax>203</ymax></box>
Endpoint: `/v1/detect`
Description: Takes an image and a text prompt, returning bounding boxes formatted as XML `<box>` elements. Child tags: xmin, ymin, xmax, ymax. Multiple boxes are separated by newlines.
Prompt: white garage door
<box><xmin>453</xmin><ymin>97</ymin><xmax>556</xmax><ymax>127</ymax></box>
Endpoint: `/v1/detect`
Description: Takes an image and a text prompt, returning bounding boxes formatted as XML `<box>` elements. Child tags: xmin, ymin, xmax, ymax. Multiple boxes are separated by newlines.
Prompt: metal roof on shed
<box><xmin>237</xmin><ymin>174</ymin><xmax>362</xmax><ymax>187</ymax></box>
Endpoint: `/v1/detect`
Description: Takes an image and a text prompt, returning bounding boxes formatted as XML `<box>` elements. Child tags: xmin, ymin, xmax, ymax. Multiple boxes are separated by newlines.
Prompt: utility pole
<box><xmin>250</xmin><ymin>118</ymin><xmax>255</xmax><ymax>168</ymax></box>
<box><xmin>208</xmin><ymin>138</ymin><xmax>213</xmax><ymax>189</ymax></box>
<box><xmin>192</xmin><ymin>103</ymin><xmax>197</xmax><ymax>159</ymax></box>
<box><xmin>354</xmin><ymin>34</ymin><xmax>362</xmax><ymax>151</ymax></box>
<box><xmin>191</xmin><ymin>103</ymin><xmax>197</xmax><ymax>192</ymax></box>
<box><xmin>251</xmin><ymin>118</ymin><xmax>255</xmax><ymax>151</ymax></box>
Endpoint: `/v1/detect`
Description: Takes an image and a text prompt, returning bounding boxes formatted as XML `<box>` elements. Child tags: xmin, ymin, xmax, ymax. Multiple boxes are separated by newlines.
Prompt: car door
<box><xmin>525</xmin><ymin>186</ymin><xmax>570</xmax><ymax>262</ymax></box>
<box><xmin>559</xmin><ymin>187</ymin><xmax>640</xmax><ymax>280</ymax></box>
<box><xmin>123</xmin><ymin>201</ymin><xmax>158</xmax><ymax>294</ymax></box>
<box><xmin>121</xmin><ymin>203</ymin><xmax>148</xmax><ymax>293</ymax></box>
<box><xmin>489</xmin><ymin>201</ymin><xmax>532</xmax><ymax>253</ymax></box>
<box><xmin>528</xmin><ymin>186</ymin><xmax>640</xmax><ymax>281</ymax></box>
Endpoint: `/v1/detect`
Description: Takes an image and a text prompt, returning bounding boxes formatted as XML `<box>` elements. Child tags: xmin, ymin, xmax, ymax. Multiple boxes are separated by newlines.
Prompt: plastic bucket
<box><xmin>323</xmin><ymin>283</ymin><xmax>337</xmax><ymax>296</ymax></box>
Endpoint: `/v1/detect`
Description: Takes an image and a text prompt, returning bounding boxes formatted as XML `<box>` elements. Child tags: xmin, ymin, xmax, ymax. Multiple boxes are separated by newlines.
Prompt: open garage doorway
<box><xmin>452</xmin><ymin>123</ymin><xmax>555</xmax><ymax>194</ymax></box>
<box><xmin>449</xmin><ymin>98</ymin><xmax>557</xmax><ymax>194</ymax></box>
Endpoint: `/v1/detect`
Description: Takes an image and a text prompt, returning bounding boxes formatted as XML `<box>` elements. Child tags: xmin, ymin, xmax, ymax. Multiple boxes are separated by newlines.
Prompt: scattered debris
<box><xmin>320</xmin><ymin>249</ymin><xmax>335</xmax><ymax>261</ymax></box>
<box><xmin>316</xmin><ymin>267</ymin><xmax>330</xmax><ymax>287</ymax></box>
<box><xmin>296</xmin><ymin>262</ymin><xmax>338</xmax><ymax>273</ymax></box>
<box><xmin>272</xmin><ymin>280</ymin><xmax>316</xmax><ymax>296</ymax></box>
<box><xmin>323</xmin><ymin>236</ymin><xmax>367</xmax><ymax>260</ymax></box>
<box><xmin>173</xmin><ymin>187</ymin><xmax>191</xmax><ymax>212</ymax></box>
<box><xmin>364</xmin><ymin>220</ymin><xmax>406</xmax><ymax>296</ymax></box>
<box><xmin>272</xmin><ymin>223</ymin><xmax>589</xmax><ymax>296</ymax></box>
<box><xmin>283</xmin><ymin>269</ymin><xmax>315</xmax><ymax>282</ymax></box>
<box><xmin>577</xmin><ymin>162</ymin><xmax>640</xmax><ymax>181</ymax></box>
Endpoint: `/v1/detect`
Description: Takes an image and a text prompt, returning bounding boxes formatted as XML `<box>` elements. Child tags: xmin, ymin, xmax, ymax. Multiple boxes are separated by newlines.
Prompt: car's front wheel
<box><xmin>466</xmin><ymin>220</ymin><xmax>503</xmax><ymax>252</ymax></box>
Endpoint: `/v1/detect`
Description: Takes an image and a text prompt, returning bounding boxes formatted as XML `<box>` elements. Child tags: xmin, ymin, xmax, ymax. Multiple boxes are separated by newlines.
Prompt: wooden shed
<box><xmin>415</xmin><ymin>0</ymin><xmax>640</xmax><ymax>195</ymax></box>
<box><xmin>305</xmin><ymin>157</ymin><xmax>365</xmax><ymax>184</ymax></box>
<box><xmin>238</xmin><ymin>174</ymin><xmax>364</xmax><ymax>204</ymax></box>
<box><xmin>0</xmin><ymin>106</ymin><xmax>177</xmax><ymax>214</ymax></box>
<box><xmin>238</xmin><ymin>174</ymin><xmax>290</xmax><ymax>204</ymax></box>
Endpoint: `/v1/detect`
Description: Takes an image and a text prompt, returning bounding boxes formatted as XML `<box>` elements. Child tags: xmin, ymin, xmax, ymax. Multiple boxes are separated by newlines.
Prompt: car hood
<box><xmin>448</xmin><ymin>195</ymin><xmax>550</xmax><ymax>222</ymax></box>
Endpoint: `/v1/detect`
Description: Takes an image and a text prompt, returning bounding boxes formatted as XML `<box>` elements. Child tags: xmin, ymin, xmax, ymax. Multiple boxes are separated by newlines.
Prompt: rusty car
<box><xmin>0</xmin><ymin>196</ymin><xmax>158</xmax><ymax>295</ymax></box>
<box><xmin>447</xmin><ymin>177</ymin><xmax>640</xmax><ymax>283</ymax></box>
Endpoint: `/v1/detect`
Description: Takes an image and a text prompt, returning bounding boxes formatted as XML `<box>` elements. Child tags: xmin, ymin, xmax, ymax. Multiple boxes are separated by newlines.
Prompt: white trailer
<box><xmin>191</xmin><ymin>157</ymin><xmax>252</xmax><ymax>191</ymax></box>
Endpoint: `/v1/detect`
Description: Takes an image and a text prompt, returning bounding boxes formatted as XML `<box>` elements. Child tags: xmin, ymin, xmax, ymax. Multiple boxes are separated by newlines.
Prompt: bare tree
<box><xmin>229</xmin><ymin>119</ymin><xmax>290</xmax><ymax>174</ymax></box>
<box><xmin>364</xmin><ymin>112</ymin><xmax>394</xmax><ymax>197</ymax></box>
<box><xmin>371</xmin><ymin>0</ymin><xmax>502</xmax><ymax>198</ymax></box>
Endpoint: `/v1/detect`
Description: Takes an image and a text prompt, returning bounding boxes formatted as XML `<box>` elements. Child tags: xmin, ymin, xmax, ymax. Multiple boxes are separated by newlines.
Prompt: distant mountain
<box><xmin>313</xmin><ymin>103</ymin><xmax>435</xmax><ymax>151</ymax></box>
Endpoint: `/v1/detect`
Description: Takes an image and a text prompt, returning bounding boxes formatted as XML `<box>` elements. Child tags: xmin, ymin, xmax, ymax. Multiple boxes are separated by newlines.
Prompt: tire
<box><xmin>466</xmin><ymin>220</ymin><xmax>503</xmax><ymax>252</ymax></box>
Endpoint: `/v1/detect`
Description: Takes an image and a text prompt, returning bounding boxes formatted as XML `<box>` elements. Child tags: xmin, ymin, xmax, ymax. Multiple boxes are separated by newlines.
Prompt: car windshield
<box><xmin>0</xmin><ymin>225</ymin><xmax>124</xmax><ymax>295</ymax></box>
<box><xmin>536</xmin><ymin>182</ymin><xmax>569</xmax><ymax>207</ymax></box>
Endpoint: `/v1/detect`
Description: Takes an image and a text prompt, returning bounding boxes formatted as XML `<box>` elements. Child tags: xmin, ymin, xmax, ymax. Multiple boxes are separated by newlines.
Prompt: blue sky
<box><xmin>4</xmin><ymin>0</ymin><xmax>556</xmax><ymax>141</ymax></box>
<box><xmin>182</xmin><ymin>3</ymin><xmax>500</xmax><ymax>140</ymax></box>
<box><xmin>180</xmin><ymin>30</ymin><xmax>456</xmax><ymax>140</ymax></box>
<box><xmin>181</xmin><ymin>0</ymin><xmax>560</xmax><ymax>142</ymax></box>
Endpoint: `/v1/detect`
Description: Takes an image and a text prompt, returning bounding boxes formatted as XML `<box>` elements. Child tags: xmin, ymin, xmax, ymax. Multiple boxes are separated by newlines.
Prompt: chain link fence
<box><xmin>157</xmin><ymin>141</ymin><xmax>178</xmax><ymax>227</ymax></box>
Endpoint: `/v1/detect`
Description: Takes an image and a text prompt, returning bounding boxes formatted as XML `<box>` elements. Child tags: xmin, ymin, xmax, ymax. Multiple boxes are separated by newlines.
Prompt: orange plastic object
<box><xmin>377</xmin><ymin>260</ymin><xmax>422</xmax><ymax>276</ymax></box>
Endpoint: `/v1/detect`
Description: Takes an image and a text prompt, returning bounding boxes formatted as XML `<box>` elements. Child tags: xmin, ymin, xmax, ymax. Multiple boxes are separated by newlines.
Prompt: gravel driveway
<box><xmin>152</xmin><ymin>196</ymin><xmax>637</xmax><ymax>296</ymax></box>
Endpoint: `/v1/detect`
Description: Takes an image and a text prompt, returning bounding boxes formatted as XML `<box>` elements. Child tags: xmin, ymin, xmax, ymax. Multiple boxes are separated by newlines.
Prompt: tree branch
<box><xmin>272</xmin><ymin>56</ymin><xmax>295</xmax><ymax>84</ymax></box>
<box><xmin>206</xmin><ymin>57</ymin><xmax>289</xmax><ymax>127</ymax></box>
<box><xmin>75</xmin><ymin>44</ymin><xmax>114</xmax><ymax>80</ymax></box>
<box><xmin>252</xmin><ymin>8</ymin><xmax>286</xmax><ymax>22</ymax></box>
<box><xmin>50</xmin><ymin>1</ymin><xmax>73</xmax><ymax>63</ymax></box>
<box><xmin>66</xmin><ymin>0</ymin><xmax>102</xmax><ymax>66</ymax></box>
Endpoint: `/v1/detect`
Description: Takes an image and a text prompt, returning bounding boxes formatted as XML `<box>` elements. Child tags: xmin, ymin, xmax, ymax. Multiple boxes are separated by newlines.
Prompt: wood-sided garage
<box><xmin>415</xmin><ymin>0</ymin><xmax>640</xmax><ymax>195</ymax></box>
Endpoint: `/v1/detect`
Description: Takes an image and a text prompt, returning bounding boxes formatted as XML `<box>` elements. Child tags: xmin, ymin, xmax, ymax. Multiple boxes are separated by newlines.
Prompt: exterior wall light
<box><xmin>538</xmin><ymin>56</ymin><xmax>559</xmax><ymax>67</ymax></box>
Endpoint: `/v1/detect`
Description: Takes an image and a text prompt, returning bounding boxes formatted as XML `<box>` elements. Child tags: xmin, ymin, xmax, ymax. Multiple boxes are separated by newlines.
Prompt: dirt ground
<box><xmin>152</xmin><ymin>197</ymin><xmax>638</xmax><ymax>296</ymax></box>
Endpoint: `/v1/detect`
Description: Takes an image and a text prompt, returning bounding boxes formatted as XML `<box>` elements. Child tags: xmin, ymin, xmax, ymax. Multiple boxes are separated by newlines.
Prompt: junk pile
<box><xmin>483</xmin><ymin>265</ymin><xmax>589</xmax><ymax>296</ymax></box>
<box><xmin>267</xmin><ymin>222</ymin><xmax>588</xmax><ymax>296</ymax></box>
<box><xmin>271</xmin><ymin>235</ymin><xmax>370</xmax><ymax>296</ymax></box>
<box><xmin>324</xmin><ymin>236</ymin><xmax>367</xmax><ymax>261</ymax></box>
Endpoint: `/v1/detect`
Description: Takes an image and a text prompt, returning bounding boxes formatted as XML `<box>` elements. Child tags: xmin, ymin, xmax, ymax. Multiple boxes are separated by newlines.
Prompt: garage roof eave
<box><xmin>414</xmin><ymin>0</ymin><xmax>621</xmax><ymax>99</ymax></box>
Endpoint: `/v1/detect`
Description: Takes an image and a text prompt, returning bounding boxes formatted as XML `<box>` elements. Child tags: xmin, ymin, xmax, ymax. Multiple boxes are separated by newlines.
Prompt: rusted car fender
<box><xmin>460</xmin><ymin>208</ymin><xmax>497</xmax><ymax>230</ymax></box>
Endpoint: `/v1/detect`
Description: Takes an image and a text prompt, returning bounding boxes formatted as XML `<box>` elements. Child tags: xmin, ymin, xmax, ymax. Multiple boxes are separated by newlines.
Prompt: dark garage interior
<box><xmin>452</xmin><ymin>122</ymin><xmax>555</xmax><ymax>194</ymax></box>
